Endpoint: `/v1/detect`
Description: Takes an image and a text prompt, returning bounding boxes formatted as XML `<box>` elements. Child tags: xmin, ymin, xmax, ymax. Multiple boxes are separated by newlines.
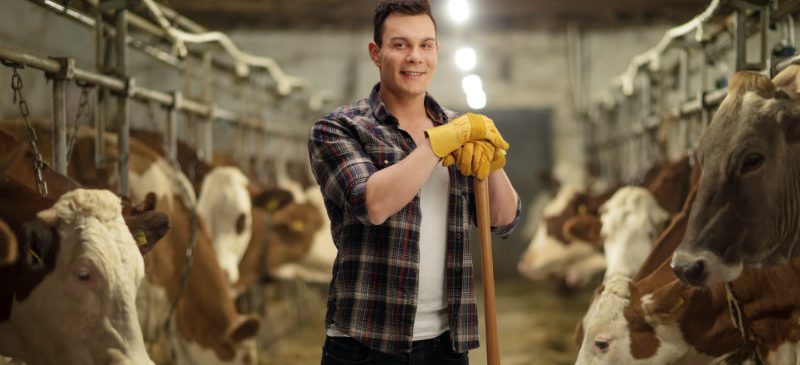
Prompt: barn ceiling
<box><xmin>159</xmin><ymin>0</ymin><xmax>714</xmax><ymax>31</ymax></box>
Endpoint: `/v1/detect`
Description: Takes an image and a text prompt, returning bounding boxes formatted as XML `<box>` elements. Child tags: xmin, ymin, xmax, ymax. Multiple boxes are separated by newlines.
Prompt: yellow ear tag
<box><xmin>134</xmin><ymin>230</ymin><xmax>148</xmax><ymax>247</ymax></box>
<box><xmin>265</xmin><ymin>200</ymin><xmax>280</xmax><ymax>213</ymax></box>
<box><xmin>578</xmin><ymin>204</ymin><xmax>588</xmax><ymax>216</ymax></box>
<box><xmin>291</xmin><ymin>220</ymin><xmax>305</xmax><ymax>232</ymax></box>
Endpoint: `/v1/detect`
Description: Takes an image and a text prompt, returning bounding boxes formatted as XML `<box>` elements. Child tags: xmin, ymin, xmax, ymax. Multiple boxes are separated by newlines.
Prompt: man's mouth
<box><xmin>401</xmin><ymin>71</ymin><xmax>425</xmax><ymax>77</ymax></box>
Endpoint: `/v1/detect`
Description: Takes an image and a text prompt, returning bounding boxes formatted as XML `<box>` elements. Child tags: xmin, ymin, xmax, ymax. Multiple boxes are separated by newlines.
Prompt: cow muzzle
<box><xmin>671</xmin><ymin>250</ymin><xmax>743</xmax><ymax>287</ymax></box>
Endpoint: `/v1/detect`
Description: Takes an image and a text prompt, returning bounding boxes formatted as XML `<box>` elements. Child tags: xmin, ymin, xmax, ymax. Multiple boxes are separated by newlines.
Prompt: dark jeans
<box><xmin>320</xmin><ymin>331</ymin><xmax>469</xmax><ymax>365</ymax></box>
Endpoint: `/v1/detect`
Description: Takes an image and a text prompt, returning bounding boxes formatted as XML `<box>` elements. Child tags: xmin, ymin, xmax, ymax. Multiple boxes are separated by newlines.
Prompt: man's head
<box><xmin>373</xmin><ymin>0</ymin><xmax>437</xmax><ymax>47</ymax></box>
<box><xmin>370</xmin><ymin>0</ymin><xmax>438</xmax><ymax>100</ymax></box>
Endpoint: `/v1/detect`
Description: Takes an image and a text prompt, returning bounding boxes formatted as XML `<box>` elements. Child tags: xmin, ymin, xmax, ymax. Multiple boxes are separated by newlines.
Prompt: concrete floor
<box><xmin>257</xmin><ymin>279</ymin><xmax>594</xmax><ymax>365</ymax></box>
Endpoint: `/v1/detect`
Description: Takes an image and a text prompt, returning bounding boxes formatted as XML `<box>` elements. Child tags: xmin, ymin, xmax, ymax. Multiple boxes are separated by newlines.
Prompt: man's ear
<box><xmin>368</xmin><ymin>42</ymin><xmax>381</xmax><ymax>67</ymax></box>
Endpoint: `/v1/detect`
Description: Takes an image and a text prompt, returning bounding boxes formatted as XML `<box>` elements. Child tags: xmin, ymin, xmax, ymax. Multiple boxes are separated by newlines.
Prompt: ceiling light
<box><xmin>467</xmin><ymin>90</ymin><xmax>486</xmax><ymax>110</ymax></box>
<box><xmin>454</xmin><ymin>47</ymin><xmax>476</xmax><ymax>71</ymax></box>
<box><xmin>448</xmin><ymin>0</ymin><xmax>470</xmax><ymax>24</ymax></box>
<box><xmin>461</xmin><ymin>74</ymin><xmax>483</xmax><ymax>94</ymax></box>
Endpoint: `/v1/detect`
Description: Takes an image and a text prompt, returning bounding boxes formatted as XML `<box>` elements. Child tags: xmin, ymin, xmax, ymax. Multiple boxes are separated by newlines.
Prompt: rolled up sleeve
<box><xmin>308</xmin><ymin>117</ymin><xmax>376</xmax><ymax>226</ymax></box>
<box><xmin>491</xmin><ymin>195</ymin><xmax>522</xmax><ymax>238</ymax></box>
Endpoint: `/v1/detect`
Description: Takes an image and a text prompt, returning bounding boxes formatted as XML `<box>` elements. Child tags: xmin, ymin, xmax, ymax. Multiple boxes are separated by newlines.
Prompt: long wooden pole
<box><xmin>474</xmin><ymin>178</ymin><xmax>500</xmax><ymax>365</ymax></box>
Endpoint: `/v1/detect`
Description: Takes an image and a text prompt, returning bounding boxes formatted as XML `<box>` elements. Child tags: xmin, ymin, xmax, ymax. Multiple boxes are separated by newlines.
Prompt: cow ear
<box><xmin>563</xmin><ymin>215</ymin><xmax>602</xmax><ymax>244</ymax></box>
<box><xmin>0</xmin><ymin>219</ymin><xmax>18</xmax><ymax>266</ymax></box>
<box><xmin>772</xmin><ymin>64</ymin><xmax>800</xmax><ymax>99</ymax></box>
<box><xmin>20</xmin><ymin>218</ymin><xmax>58</xmax><ymax>271</ymax></box>
<box><xmin>226</xmin><ymin>314</ymin><xmax>261</xmax><ymax>343</ymax></box>
<box><xmin>125</xmin><ymin>211</ymin><xmax>169</xmax><ymax>255</ymax></box>
<box><xmin>252</xmin><ymin>188</ymin><xmax>294</xmax><ymax>213</ymax></box>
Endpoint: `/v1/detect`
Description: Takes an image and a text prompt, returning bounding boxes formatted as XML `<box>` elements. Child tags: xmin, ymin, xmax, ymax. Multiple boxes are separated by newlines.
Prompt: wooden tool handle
<box><xmin>474</xmin><ymin>178</ymin><xmax>500</xmax><ymax>365</ymax></box>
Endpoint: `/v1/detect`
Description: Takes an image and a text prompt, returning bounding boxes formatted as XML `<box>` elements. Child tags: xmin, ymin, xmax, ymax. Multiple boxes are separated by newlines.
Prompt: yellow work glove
<box><xmin>425</xmin><ymin>113</ymin><xmax>509</xmax><ymax>158</ymax></box>
<box><xmin>442</xmin><ymin>141</ymin><xmax>507</xmax><ymax>180</ymax></box>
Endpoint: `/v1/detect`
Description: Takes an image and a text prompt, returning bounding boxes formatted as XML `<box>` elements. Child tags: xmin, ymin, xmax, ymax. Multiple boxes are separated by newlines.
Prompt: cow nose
<box><xmin>673</xmin><ymin>259</ymin><xmax>707</xmax><ymax>286</ymax></box>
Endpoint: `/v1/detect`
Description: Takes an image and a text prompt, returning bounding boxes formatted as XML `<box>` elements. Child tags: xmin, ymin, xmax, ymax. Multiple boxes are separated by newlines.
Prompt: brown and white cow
<box><xmin>0</xmin><ymin>186</ymin><xmax>165</xmax><ymax>365</ymax></box>
<box><xmin>576</xmin><ymin>171</ymin><xmax>800</xmax><ymax>365</ymax></box>
<box><xmin>0</xmin><ymin>124</ymin><xmax>261</xmax><ymax>365</ymax></box>
<box><xmin>673</xmin><ymin>65</ymin><xmax>800</xmax><ymax>287</ymax></box>
<box><xmin>518</xmin><ymin>157</ymin><xmax>692</xmax><ymax>289</ymax></box>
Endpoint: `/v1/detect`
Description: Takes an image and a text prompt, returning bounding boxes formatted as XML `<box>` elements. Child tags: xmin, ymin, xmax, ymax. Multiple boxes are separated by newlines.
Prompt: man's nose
<box><xmin>406</xmin><ymin>47</ymin><xmax>423</xmax><ymax>62</ymax></box>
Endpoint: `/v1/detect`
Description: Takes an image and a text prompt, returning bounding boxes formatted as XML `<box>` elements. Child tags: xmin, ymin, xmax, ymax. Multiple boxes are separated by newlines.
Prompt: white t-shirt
<box><xmin>327</xmin><ymin>164</ymin><xmax>451</xmax><ymax>340</ymax></box>
<box><xmin>412</xmin><ymin>163</ymin><xmax>450</xmax><ymax>340</ymax></box>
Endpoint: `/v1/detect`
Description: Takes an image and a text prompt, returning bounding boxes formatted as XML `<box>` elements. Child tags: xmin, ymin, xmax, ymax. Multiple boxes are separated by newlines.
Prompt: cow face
<box><xmin>673</xmin><ymin>66</ymin><xmax>800</xmax><ymax>286</ymax></box>
<box><xmin>599</xmin><ymin>187</ymin><xmax>670</xmax><ymax>278</ymax></box>
<box><xmin>197</xmin><ymin>167</ymin><xmax>254</xmax><ymax>285</ymax></box>
<box><xmin>517</xmin><ymin>185</ymin><xmax>607</xmax><ymax>287</ymax></box>
<box><xmin>1</xmin><ymin>189</ymin><xmax>155</xmax><ymax>365</ymax></box>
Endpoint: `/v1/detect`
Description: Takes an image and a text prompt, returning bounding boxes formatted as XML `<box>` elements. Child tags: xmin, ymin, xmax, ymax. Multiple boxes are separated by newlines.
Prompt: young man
<box><xmin>308</xmin><ymin>1</ymin><xmax>520</xmax><ymax>364</ymax></box>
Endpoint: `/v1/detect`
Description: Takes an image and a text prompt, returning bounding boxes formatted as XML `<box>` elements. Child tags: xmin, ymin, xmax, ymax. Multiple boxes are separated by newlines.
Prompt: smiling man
<box><xmin>308</xmin><ymin>1</ymin><xmax>521</xmax><ymax>364</ymax></box>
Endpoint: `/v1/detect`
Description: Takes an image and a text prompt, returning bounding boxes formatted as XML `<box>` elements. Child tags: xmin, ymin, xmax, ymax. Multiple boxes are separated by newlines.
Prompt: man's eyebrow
<box><xmin>387</xmin><ymin>36</ymin><xmax>437</xmax><ymax>43</ymax></box>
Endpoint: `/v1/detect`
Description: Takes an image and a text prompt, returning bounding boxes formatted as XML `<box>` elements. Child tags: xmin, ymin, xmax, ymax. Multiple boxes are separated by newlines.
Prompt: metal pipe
<box><xmin>52</xmin><ymin>79</ymin><xmax>67</xmax><ymax>174</ymax></box>
<box><xmin>735</xmin><ymin>9</ymin><xmax>747</xmax><ymax>71</ymax></box>
<box><xmin>115</xmin><ymin>9</ymin><xmax>130</xmax><ymax>196</ymax></box>
<box><xmin>167</xmin><ymin>92</ymin><xmax>180</xmax><ymax>163</ymax></box>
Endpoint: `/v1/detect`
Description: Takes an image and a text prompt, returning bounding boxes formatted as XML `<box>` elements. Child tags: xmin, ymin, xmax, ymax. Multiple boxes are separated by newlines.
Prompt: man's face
<box><xmin>370</xmin><ymin>13</ymin><xmax>438</xmax><ymax>100</ymax></box>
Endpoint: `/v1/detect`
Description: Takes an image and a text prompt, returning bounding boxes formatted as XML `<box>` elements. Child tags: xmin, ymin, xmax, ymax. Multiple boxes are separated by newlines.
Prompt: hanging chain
<box><xmin>9</xmin><ymin>66</ymin><xmax>48</xmax><ymax>197</ymax></box>
<box><xmin>724</xmin><ymin>283</ymin><xmax>765</xmax><ymax>365</ymax></box>
<box><xmin>66</xmin><ymin>81</ymin><xmax>93</xmax><ymax>162</ymax></box>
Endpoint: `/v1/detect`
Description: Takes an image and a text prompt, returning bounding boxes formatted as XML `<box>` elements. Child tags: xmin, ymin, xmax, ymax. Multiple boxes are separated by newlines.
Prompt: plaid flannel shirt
<box><xmin>307</xmin><ymin>83</ymin><xmax>521</xmax><ymax>354</ymax></box>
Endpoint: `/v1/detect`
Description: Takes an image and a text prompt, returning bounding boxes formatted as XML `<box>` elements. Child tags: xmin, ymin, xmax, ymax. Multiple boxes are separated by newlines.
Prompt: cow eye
<box><xmin>76</xmin><ymin>269</ymin><xmax>91</xmax><ymax>282</ymax></box>
<box><xmin>235</xmin><ymin>214</ymin><xmax>247</xmax><ymax>235</ymax></box>
<box><xmin>594</xmin><ymin>339</ymin><xmax>610</xmax><ymax>352</ymax></box>
<box><xmin>740</xmin><ymin>153</ymin><xmax>764</xmax><ymax>174</ymax></box>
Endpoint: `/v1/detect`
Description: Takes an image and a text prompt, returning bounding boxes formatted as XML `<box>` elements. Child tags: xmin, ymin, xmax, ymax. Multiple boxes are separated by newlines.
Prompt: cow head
<box><xmin>599</xmin><ymin>187</ymin><xmax>670</xmax><ymax>278</ymax></box>
<box><xmin>2</xmin><ymin>189</ymin><xmax>158</xmax><ymax>365</ymax></box>
<box><xmin>517</xmin><ymin>185</ymin><xmax>611</xmax><ymax>288</ymax></box>
<box><xmin>672</xmin><ymin>66</ymin><xmax>800</xmax><ymax>286</ymax></box>
<box><xmin>197</xmin><ymin>167</ymin><xmax>254</xmax><ymax>285</ymax></box>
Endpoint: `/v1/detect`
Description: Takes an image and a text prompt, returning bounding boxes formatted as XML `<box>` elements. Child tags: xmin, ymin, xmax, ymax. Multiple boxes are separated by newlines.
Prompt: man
<box><xmin>308</xmin><ymin>1</ymin><xmax>520</xmax><ymax>364</ymax></box>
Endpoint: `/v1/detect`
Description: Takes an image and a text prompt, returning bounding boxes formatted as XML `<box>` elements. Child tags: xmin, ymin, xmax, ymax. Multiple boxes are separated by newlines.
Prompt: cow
<box><xmin>516</xmin><ymin>184</ymin><xmax>616</xmax><ymax>289</ymax></box>
<box><xmin>235</xmin><ymin>192</ymin><xmax>322</xmax><ymax>292</ymax></box>
<box><xmin>575</xmin><ymin>164</ymin><xmax>800</xmax><ymax>365</ymax></box>
<box><xmin>131</xmin><ymin>129</ymin><xmax>324</xmax><ymax>288</ymax></box>
<box><xmin>0</xmin><ymin>186</ymin><xmax>166</xmax><ymax>365</ymax></box>
<box><xmin>672</xmin><ymin>65</ymin><xmax>800</xmax><ymax>287</ymax></box>
<box><xmin>267</xmin><ymin>186</ymin><xmax>336</xmax><ymax>283</ymax></box>
<box><xmin>0</xmin><ymin>123</ymin><xmax>261</xmax><ymax>365</ymax></box>
<box><xmin>569</xmin><ymin>187</ymin><xmax>671</xmax><ymax>279</ymax></box>
<box><xmin>196</xmin><ymin>167</ymin><xmax>254</xmax><ymax>285</ymax></box>
<box><xmin>518</xmin><ymin>156</ymin><xmax>692</xmax><ymax>290</ymax></box>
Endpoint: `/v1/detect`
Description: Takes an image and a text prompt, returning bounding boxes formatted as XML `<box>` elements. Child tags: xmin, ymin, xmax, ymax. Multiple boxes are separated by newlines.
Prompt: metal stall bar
<box><xmin>114</xmin><ymin>8</ymin><xmax>131</xmax><ymax>196</ymax></box>
<box><xmin>46</xmin><ymin>58</ymin><xmax>74</xmax><ymax>175</ymax></box>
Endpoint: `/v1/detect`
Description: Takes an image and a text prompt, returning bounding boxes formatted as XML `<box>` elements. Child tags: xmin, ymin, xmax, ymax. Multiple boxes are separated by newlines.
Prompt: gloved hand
<box><xmin>425</xmin><ymin>113</ymin><xmax>509</xmax><ymax>158</ymax></box>
<box><xmin>442</xmin><ymin>140</ymin><xmax>507</xmax><ymax>180</ymax></box>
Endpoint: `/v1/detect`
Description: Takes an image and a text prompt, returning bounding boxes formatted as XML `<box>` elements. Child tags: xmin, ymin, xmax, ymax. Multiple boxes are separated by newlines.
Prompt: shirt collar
<box><xmin>368</xmin><ymin>83</ymin><xmax>448</xmax><ymax>126</ymax></box>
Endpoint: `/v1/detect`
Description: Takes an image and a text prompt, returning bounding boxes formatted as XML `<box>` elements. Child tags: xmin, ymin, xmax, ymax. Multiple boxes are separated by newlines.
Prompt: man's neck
<box><xmin>379</xmin><ymin>88</ymin><xmax>429</xmax><ymax>127</ymax></box>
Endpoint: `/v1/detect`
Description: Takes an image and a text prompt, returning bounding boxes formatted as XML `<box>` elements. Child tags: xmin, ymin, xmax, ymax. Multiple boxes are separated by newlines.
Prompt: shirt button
<box><xmin>384</xmin><ymin>159</ymin><xmax>389</xmax><ymax>164</ymax></box>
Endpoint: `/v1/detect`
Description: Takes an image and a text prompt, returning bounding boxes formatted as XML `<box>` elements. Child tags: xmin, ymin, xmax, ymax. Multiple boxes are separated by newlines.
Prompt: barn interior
<box><xmin>1</xmin><ymin>0</ymin><xmax>797</xmax><ymax>364</ymax></box>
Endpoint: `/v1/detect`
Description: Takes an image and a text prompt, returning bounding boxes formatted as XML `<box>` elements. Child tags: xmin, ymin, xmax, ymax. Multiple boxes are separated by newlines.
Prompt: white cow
<box><xmin>575</xmin><ymin>187</ymin><xmax>671</xmax><ymax>365</ymax></box>
<box><xmin>197</xmin><ymin>167</ymin><xmax>253</xmax><ymax>285</ymax></box>
<box><xmin>0</xmin><ymin>189</ymin><xmax>155</xmax><ymax>365</ymax></box>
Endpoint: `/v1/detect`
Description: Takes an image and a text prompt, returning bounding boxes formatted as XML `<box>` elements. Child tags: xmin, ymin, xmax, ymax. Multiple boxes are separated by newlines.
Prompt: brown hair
<box><xmin>373</xmin><ymin>0</ymin><xmax>437</xmax><ymax>47</ymax></box>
